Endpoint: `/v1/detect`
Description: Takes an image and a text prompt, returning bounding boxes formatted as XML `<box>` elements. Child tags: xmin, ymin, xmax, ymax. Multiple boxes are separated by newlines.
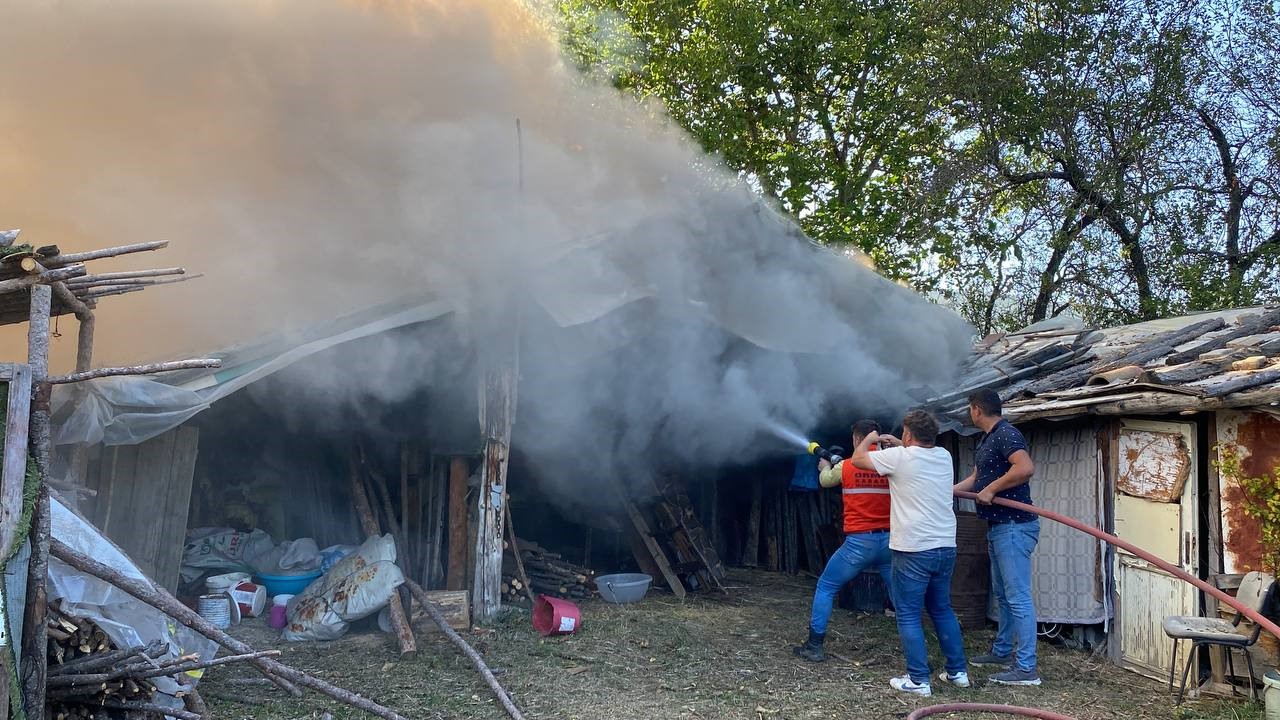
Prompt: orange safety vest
<box><xmin>841</xmin><ymin>452</ymin><xmax>890</xmax><ymax>534</ymax></box>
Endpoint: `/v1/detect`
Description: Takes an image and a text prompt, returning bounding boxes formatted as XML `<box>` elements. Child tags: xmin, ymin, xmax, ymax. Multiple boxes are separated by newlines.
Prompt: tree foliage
<box><xmin>555</xmin><ymin>0</ymin><xmax>1280</xmax><ymax>333</ymax></box>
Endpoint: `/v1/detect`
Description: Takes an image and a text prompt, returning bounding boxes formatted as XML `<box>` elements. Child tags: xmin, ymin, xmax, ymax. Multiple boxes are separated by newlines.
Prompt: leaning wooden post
<box><xmin>21</xmin><ymin>284</ymin><xmax>52</xmax><ymax>716</ymax></box>
<box><xmin>472</xmin><ymin>330</ymin><xmax>518</xmax><ymax>625</ymax></box>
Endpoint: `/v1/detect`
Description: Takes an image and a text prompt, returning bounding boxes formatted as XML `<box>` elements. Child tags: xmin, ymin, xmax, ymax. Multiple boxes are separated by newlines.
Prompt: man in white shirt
<box><xmin>851</xmin><ymin>410</ymin><xmax>968</xmax><ymax>698</ymax></box>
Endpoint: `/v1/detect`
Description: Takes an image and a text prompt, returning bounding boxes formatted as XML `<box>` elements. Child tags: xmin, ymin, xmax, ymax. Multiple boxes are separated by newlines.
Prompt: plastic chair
<box><xmin>1162</xmin><ymin>571</ymin><xmax>1276</xmax><ymax>704</ymax></box>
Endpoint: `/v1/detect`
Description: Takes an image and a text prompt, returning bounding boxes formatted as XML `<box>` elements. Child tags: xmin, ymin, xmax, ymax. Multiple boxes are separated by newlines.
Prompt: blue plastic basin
<box><xmin>255</xmin><ymin>570</ymin><xmax>322</xmax><ymax>597</ymax></box>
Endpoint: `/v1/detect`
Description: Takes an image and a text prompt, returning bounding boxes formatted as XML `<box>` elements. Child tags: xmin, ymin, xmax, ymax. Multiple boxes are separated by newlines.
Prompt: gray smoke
<box><xmin>0</xmin><ymin>0</ymin><xmax>975</xmax><ymax>495</ymax></box>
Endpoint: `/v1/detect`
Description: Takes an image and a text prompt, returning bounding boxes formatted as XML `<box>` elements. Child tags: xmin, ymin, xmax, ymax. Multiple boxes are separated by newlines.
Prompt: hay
<box><xmin>197</xmin><ymin>570</ymin><xmax>1261</xmax><ymax>719</ymax></box>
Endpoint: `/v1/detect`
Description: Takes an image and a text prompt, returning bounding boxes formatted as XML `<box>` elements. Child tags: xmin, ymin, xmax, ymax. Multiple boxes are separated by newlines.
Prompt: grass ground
<box><xmin>201</xmin><ymin>570</ymin><xmax>1264</xmax><ymax>720</ymax></box>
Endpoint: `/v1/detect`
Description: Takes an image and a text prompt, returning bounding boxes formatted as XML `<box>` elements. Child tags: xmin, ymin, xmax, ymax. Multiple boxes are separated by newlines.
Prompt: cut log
<box><xmin>64</xmin><ymin>267</ymin><xmax>185</xmax><ymax>285</ymax></box>
<box><xmin>41</xmin><ymin>241</ymin><xmax>168</xmax><ymax>268</ymax></box>
<box><xmin>0</xmin><ymin>264</ymin><xmax>87</xmax><ymax>295</ymax></box>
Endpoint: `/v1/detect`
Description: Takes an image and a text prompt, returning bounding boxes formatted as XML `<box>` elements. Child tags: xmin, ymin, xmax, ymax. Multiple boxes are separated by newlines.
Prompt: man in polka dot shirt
<box><xmin>952</xmin><ymin>388</ymin><xmax>1041</xmax><ymax>686</ymax></box>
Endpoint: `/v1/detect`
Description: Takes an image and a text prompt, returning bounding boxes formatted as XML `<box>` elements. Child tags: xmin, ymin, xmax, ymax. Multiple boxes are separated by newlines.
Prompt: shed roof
<box><xmin>924</xmin><ymin>306</ymin><xmax>1280</xmax><ymax>431</ymax></box>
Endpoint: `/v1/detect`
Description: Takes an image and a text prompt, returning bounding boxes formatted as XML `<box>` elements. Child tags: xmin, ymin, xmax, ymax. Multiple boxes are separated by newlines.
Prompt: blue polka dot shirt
<box><xmin>974</xmin><ymin>419</ymin><xmax>1035</xmax><ymax>523</ymax></box>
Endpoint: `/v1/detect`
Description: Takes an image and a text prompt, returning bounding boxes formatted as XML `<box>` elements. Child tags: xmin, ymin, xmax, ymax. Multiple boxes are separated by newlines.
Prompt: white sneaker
<box><xmin>890</xmin><ymin>675</ymin><xmax>932</xmax><ymax>697</ymax></box>
<box><xmin>938</xmin><ymin>670</ymin><xmax>971</xmax><ymax>688</ymax></box>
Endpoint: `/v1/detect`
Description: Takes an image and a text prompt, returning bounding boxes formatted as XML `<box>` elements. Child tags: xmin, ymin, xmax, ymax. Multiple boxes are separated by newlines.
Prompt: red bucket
<box><xmin>532</xmin><ymin>595</ymin><xmax>580</xmax><ymax>636</ymax></box>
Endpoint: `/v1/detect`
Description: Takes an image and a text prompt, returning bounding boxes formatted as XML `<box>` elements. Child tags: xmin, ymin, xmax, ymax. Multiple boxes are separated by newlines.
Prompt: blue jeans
<box><xmin>989</xmin><ymin>518</ymin><xmax>1040</xmax><ymax>671</ymax></box>
<box><xmin>891</xmin><ymin>547</ymin><xmax>968</xmax><ymax>683</ymax></box>
<box><xmin>808</xmin><ymin>532</ymin><xmax>891</xmax><ymax>635</ymax></box>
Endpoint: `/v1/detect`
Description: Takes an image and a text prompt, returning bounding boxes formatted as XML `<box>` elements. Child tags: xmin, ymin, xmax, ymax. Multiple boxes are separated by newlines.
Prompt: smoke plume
<box><xmin>0</xmin><ymin>0</ymin><xmax>975</xmax><ymax>489</ymax></box>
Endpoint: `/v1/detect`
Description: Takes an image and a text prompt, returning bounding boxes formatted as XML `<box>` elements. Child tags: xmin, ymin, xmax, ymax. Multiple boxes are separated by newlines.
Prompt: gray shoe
<box><xmin>970</xmin><ymin>653</ymin><xmax>1013</xmax><ymax>667</ymax></box>
<box><xmin>792</xmin><ymin>641</ymin><xmax>826</xmax><ymax>663</ymax></box>
<box><xmin>990</xmin><ymin>667</ymin><xmax>1042</xmax><ymax>686</ymax></box>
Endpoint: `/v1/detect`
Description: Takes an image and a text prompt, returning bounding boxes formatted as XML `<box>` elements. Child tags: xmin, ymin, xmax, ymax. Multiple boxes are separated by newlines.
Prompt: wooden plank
<box><xmin>446</xmin><ymin>457</ymin><xmax>469</xmax><ymax>591</ymax></box>
<box><xmin>409</xmin><ymin>590</ymin><xmax>469</xmax><ymax>631</ymax></box>
<box><xmin>616</xmin><ymin>488</ymin><xmax>685</xmax><ymax>599</ymax></box>
<box><xmin>1</xmin><ymin>364</ymin><xmax>32</xmax><ymax>556</ymax></box>
<box><xmin>742</xmin><ymin>478</ymin><xmax>762</xmax><ymax>567</ymax></box>
<box><xmin>156</xmin><ymin>428</ymin><xmax>198</xmax><ymax>592</ymax></box>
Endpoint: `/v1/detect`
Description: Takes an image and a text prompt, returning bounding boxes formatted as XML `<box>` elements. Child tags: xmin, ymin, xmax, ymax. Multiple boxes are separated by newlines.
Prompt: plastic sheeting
<box><xmin>50</xmin><ymin>496</ymin><xmax>218</xmax><ymax>701</ymax></box>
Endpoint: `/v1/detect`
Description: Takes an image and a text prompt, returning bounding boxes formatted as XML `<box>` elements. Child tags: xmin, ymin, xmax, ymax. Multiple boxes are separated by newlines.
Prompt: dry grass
<box><xmin>201</xmin><ymin>570</ymin><xmax>1263</xmax><ymax>720</ymax></box>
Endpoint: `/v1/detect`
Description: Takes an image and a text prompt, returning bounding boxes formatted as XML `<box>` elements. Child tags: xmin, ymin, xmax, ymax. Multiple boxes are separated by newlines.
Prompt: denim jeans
<box><xmin>989</xmin><ymin>518</ymin><xmax>1040</xmax><ymax>671</ymax></box>
<box><xmin>808</xmin><ymin>532</ymin><xmax>892</xmax><ymax>635</ymax></box>
<box><xmin>891</xmin><ymin>547</ymin><xmax>968</xmax><ymax>683</ymax></box>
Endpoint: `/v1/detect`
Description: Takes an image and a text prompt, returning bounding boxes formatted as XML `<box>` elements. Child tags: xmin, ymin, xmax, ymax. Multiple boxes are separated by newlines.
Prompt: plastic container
<box><xmin>196</xmin><ymin>594</ymin><xmax>232</xmax><ymax>629</ymax></box>
<box><xmin>594</xmin><ymin>573</ymin><xmax>652</xmax><ymax>604</ymax></box>
<box><xmin>206</xmin><ymin>572</ymin><xmax>251</xmax><ymax>594</ymax></box>
<box><xmin>227</xmin><ymin>580</ymin><xmax>268</xmax><ymax>618</ymax></box>
<box><xmin>1264</xmin><ymin>668</ymin><xmax>1280</xmax><ymax>720</ymax></box>
<box><xmin>532</xmin><ymin>595</ymin><xmax>580</xmax><ymax>636</ymax></box>
<box><xmin>268</xmin><ymin>594</ymin><xmax>293</xmax><ymax>630</ymax></box>
<box><xmin>255</xmin><ymin>570</ymin><xmax>322</xmax><ymax>597</ymax></box>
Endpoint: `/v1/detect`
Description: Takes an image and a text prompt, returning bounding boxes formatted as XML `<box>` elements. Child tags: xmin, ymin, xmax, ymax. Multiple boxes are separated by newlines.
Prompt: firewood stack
<box><xmin>501</xmin><ymin>538</ymin><xmax>597</xmax><ymax>602</ymax></box>
<box><xmin>45</xmin><ymin>604</ymin><xmax>162</xmax><ymax>719</ymax></box>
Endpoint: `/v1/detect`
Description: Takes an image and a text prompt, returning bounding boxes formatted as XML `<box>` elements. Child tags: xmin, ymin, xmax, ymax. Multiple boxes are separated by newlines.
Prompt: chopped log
<box><xmin>503</xmin><ymin>504</ymin><xmax>537</xmax><ymax>605</ymax></box>
<box><xmin>1148</xmin><ymin>361</ymin><xmax>1228</xmax><ymax>385</ymax></box>
<box><xmin>41</xmin><ymin>241</ymin><xmax>168</xmax><ymax>268</ymax></box>
<box><xmin>406</xmin><ymin>580</ymin><xmax>525</xmax><ymax>720</ymax></box>
<box><xmin>47</xmin><ymin>650</ymin><xmax>282</xmax><ymax>687</ymax></box>
<box><xmin>48</xmin><ymin>538</ymin><xmax>423</xmax><ymax>720</ymax></box>
<box><xmin>48</xmin><ymin>359</ymin><xmax>222</xmax><ymax>385</ymax></box>
<box><xmin>348</xmin><ymin>451</ymin><xmax>415</xmax><ymax>657</ymax></box>
<box><xmin>48</xmin><ymin>641</ymin><xmax>166</xmax><ymax>675</ymax></box>
<box><xmin>82</xmin><ymin>700</ymin><xmax>201</xmax><ymax>720</ymax></box>
<box><xmin>0</xmin><ymin>264</ymin><xmax>87</xmax><ymax>294</ymax></box>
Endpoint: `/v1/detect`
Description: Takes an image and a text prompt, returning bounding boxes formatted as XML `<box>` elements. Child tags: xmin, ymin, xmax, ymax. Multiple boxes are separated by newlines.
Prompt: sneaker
<box><xmin>990</xmin><ymin>667</ymin><xmax>1042</xmax><ymax>686</ymax></box>
<box><xmin>889</xmin><ymin>675</ymin><xmax>932</xmax><ymax>697</ymax></box>
<box><xmin>970</xmin><ymin>653</ymin><xmax>1013</xmax><ymax>667</ymax></box>
<box><xmin>792</xmin><ymin>640</ymin><xmax>826</xmax><ymax>663</ymax></box>
<box><xmin>937</xmin><ymin>670</ymin><xmax>971</xmax><ymax>688</ymax></box>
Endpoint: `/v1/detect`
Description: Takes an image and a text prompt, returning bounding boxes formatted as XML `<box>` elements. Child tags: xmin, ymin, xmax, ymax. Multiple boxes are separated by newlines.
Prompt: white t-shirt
<box><xmin>868</xmin><ymin>445</ymin><xmax>957</xmax><ymax>553</ymax></box>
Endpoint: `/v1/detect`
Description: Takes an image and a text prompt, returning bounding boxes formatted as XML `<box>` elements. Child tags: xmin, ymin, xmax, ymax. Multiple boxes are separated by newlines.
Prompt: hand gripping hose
<box><xmin>901</xmin><ymin>490</ymin><xmax>1280</xmax><ymax>720</ymax></box>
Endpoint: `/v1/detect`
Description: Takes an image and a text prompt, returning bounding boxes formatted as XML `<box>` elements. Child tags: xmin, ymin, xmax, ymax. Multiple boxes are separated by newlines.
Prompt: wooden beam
<box><xmin>65</xmin><ymin>267</ymin><xmax>185</xmax><ymax>285</ymax></box>
<box><xmin>48</xmin><ymin>358</ymin><xmax>221</xmax><ymax>385</ymax></box>
<box><xmin>446</xmin><ymin>457</ymin><xmax>469</xmax><ymax>591</ymax></box>
<box><xmin>41</xmin><ymin>241</ymin><xmax>168</xmax><ymax>268</ymax></box>
<box><xmin>472</xmin><ymin>346</ymin><xmax>518</xmax><ymax>624</ymax></box>
<box><xmin>615</xmin><ymin>486</ymin><xmax>685</xmax><ymax>599</ymax></box>
<box><xmin>21</xmin><ymin>285</ymin><xmax>51</xmax><ymax>717</ymax></box>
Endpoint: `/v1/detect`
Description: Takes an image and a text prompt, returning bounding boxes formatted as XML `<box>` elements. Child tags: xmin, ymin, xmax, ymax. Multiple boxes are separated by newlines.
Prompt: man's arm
<box><xmin>975</xmin><ymin>449</ymin><xmax>1035</xmax><ymax>504</ymax></box>
<box><xmin>953</xmin><ymin>469</ymin><xmax>977</xmax><ymax>494</ymax></box>
<box><xmin>818</xmin><ymin>459</ymin><xmax>842</xmax><ymax>488</ymax></box>
<box><xmin>850</xmin><ymin>432</ymin><xmax>880</xmax><ymax>471</ymax></box>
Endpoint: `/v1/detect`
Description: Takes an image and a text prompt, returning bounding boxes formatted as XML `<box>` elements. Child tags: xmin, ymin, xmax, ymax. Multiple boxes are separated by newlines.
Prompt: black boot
<box><xmin>792</xmin><ymin>629</ymin><xmax>826</xmax><ymax>662</ymax></box>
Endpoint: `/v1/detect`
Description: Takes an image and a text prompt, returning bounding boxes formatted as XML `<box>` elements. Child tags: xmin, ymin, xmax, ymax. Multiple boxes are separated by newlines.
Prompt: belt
<box><xmin>846</xmin><ymin>529</ymin><xmax>889</xmax><ymax>536</ymax></box>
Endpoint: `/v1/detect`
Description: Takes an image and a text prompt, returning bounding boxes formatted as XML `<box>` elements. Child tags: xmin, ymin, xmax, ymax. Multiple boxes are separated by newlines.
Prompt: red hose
<box><xmin>902</xmin><ymin>491</ymin><xmax>1280</xmax><ymax>720</ymax></box>
<box><xmin>907</xmin><ymin>703</ymin><xmax>1075</xmax><ymax>719</ymax></box>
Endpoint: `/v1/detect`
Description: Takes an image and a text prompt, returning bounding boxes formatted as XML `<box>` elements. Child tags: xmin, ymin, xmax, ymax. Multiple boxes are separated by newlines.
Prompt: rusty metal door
<box><xmin>1112</xmin><ymin>419</ymin><xmax>1199</xmax><ymax>680</ymax></box>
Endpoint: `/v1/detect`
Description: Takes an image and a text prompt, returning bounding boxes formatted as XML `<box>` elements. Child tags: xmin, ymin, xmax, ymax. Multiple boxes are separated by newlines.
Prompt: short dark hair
<box><xmin>902</xmin><ymin>410</ymin><xmax>939</xmax><ymax>446</ymax></box>
<box><xmin>851</xmin><ymin>419</ymin><xmax>880</xmax><ymax>438</ymax></box>
<box><xmin>968</xmin><ymin>389</ymin><xmax>1003</xmax><ymax>417</ymax></box>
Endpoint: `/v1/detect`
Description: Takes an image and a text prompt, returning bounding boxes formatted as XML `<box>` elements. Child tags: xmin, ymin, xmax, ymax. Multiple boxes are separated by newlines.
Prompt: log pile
<box><xmin>502</xmin><ymin>539</ymin><xmax>596</xmax><ymax>601</ymax></box>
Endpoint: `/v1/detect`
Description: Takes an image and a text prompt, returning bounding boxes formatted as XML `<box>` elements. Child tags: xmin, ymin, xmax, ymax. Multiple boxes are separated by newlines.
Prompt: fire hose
<box><xmin>902</xmin><ymin>490</ymin><xmax>1280</xmax><ymax>720</ymax></box>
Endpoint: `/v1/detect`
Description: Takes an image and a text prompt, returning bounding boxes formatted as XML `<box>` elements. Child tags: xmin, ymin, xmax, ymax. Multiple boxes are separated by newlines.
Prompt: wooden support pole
<box><xmin>446</xmin><ymin>457</ymin><xmax>469</xmax><ymax>591</ymax></box>
<box><xmin>41</xmin><ymin>241</ymin><xmax>168</xmax><ymax>268</ymax></box>
<box><xmin>473</xmin><ymin>348</ymin><xmax>517</xmax><ymax>624</ymax></box>
<box><xmin>348</xmin><ymin>452</ymin><xmax>416</xmax><ymax>657</ymax></box>
<box><xmin>48</xmin><ymin>359</ymin><xmax>221</xmax><ymax>385</ymax></box>
<box><xmin>21</xmin><ymin>284</ymin><xmax>52</xmax><ymax>717</ymax></box>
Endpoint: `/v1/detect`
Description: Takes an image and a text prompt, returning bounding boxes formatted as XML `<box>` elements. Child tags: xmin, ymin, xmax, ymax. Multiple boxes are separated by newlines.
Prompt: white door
<box><xmin>1112</xmin><ymin>419</ymin><xmax>1199</xmax><ymax>680</ymax></box>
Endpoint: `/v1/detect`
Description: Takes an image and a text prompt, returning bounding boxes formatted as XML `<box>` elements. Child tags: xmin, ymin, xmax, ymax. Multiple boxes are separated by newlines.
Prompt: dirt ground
<box><xmin>200</xmin><ymin>570</ymin><xmax>1262</xmax><ymax>720</ymax></box>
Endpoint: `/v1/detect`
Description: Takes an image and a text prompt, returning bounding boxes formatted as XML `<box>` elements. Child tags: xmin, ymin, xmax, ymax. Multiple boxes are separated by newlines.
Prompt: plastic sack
<box><xmin>50</xmin><ymin>498</ymin><xmax>217</xmax><ymax>706</ymax></box>
<box><xmin>283</xmin><ymin>534</ymin><xmax>404</xmax><ymax>642</ymax></box>
<box><xmin>280</xmin><ymin>538</ymin><xmax>321</xmax><ymax>570</ymax></box>
<box><xmin>181</xmin><ymin>528</ymin><xmax>276</xmax><ymax>583</ymax></box>
<box><xmin>319</xmin><ymin>544</ymin><xmax>358</xmax><ymax>573</ymax></box>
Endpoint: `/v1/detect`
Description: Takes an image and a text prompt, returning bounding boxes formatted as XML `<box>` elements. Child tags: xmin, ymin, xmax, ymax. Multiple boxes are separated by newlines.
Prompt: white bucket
<box><xmin>1264</xmin><ymin>669</ymin><xmax>1280</xmax><ymax>720</ymax></box>
<box><xmin>273</xmin><ymin>593</ymin><xmax>295</xmax><ymax>607</ymax></box>
<box><xmin>206</xmin><ymin>572</ymin><xmax>251</xmax><ymax>594</ymax></box>
<box><xmin>197</xmin><ymin>594</ymin><xmax>232</xmax><ymax>629</ymax></box>
<box><xmin>227</xmin><ymin>581</ymin><xmax>268</xmax><ymax>617</ymax></box>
